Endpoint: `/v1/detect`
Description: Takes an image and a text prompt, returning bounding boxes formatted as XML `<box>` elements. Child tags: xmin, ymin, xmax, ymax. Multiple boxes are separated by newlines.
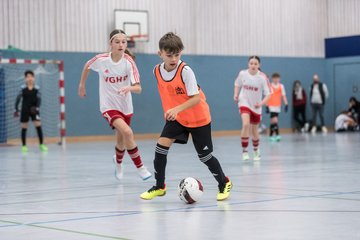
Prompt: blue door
<box><xmin>334</xmin><ymin>63</ymin><xmax>360</xmax><ymax>117</ymax></box>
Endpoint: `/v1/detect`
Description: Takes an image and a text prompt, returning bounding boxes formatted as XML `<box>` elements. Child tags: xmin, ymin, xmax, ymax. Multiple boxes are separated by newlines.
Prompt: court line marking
<box><xmin>1</xmin><ymin>208</ymin><xmax>360</xmax><ymax>217</ymax></box>
<box><xmin>2</xmin><ymin>183</ymin><xmax>121</xmax><ymax>196</ymax></box>
<box><xmin>0</xmin><ymin>193</ymin><xmax>119</xmax><ymax>206</ymax></box>
<box><xmin>174</xmin><ymin>209</ymin><xmax>360</xmax><ymax>213</ymax></box>
<box><xmin>0</xmin><ymin>190</ymin><xmax>359</xmax><ymax>229</ymax></box>
<box><xmin>1</xmin><ymin>183</ymin><xmax>359</xmax><ymax>207</ymax></box>
<box><xmin>0</xmin><ymin>220</ymin><xmax>132</xmax><ymax>240</ymax></box>
<box><xmin>3</xmin><ymin>164</ymin><xmax>360</xmax><ymax>197</ymax></box>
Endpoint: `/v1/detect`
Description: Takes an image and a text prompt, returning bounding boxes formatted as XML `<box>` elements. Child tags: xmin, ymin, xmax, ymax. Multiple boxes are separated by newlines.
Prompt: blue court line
<box><xmin>0</xmin><ymin>187</ymin><xmax>322</xmax><ymax>207</ymax></box>
<box><xmin>0</xmin><ymin>220</ymin><xmax>132</xmax><ymax>240</ymax></box>
<box><xmin>0</xmin><ymin>190</ymin><xmax>359</xmax><ymax>229</ymax></box>
<box><xmin>4</xmin><ymin>164</ymin><xmax>358</xmax><ymax>196</ymax></box>
<box><xmin>0</xmin><ymin>211</ymin><xmax>142</xmax><ymax>228</ymax></box>
<box><xmin>3</xmin><ymin>183</ymin><xmax>357</xmax><ymax>207</ymax></box>
<box><xmin>0</xmin><ymin>188</ymin><xmax>294</xmax><ymax>206</ymax></box>
<box><xmin>0</xmin><ymin>193</ymin><xmax>119</xmax><ymax>206</ymax></box>
<box><xmin>2</xmin><ymin>183</ymin><xmax>120</xmax><ymax>196</ymax></box>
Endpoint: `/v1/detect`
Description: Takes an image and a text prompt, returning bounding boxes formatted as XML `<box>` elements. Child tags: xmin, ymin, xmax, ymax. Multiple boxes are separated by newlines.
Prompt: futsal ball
<box><xmin>178</xmin><ymin>177</ymin><xmax>204</xmax><ymax>204</ymax></box>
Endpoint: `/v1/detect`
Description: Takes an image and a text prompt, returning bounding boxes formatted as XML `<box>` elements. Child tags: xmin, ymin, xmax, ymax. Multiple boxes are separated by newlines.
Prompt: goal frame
<box><xmin>0</xmin><ymin>58</ymin><xmax>66</xmax><ymax>147</ymax></box>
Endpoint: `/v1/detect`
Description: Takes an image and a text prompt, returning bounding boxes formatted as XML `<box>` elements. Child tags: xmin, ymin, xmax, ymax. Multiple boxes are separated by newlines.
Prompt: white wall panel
<box><xmin>327</xmin><ymin>0</ymin><xmax>360</xmax><ymax>37</ymax></box>
<box><xmin>0</xmin><ymin>0</ymin><xmax>9</xmax><ymax>49</ymax></box>
<box><xmin>0</xmin><ymin>0</ymin><xmax>357</xmax><ymax>56</ymax></box>
<box><xmin>193</xmin><ymin>0</ymin><xmax>327</xmax><ymax>56</ymax></box>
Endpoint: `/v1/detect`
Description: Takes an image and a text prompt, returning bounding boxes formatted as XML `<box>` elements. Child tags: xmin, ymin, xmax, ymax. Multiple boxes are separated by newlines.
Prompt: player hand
<box><xmin>14</xmin><ymin>111</ymin><xmax>19</xmax><ymax>118</ymax></box>
<box><xmin>265</xmin><ymin>106</ymin><xmax>270</xmax><ymax>114</ymax></box>
<box><xmin>234</xmin><ymin>95</ymin><xmax>238</xmax><ymax>102</ymax></box>
<box><xmin>284</xmin><ymin>105</ymin><xmax>288</xmax><ymax>112</ymax></box>
<box><xmin>118</xmin><ymin>86</ymin><xmax>131</xmax><ymax>95</ymax></box>
<box><xmin>165</xmin><ymin>108</ymin><xmax>179</xmax><ymax>121</ymax></box>
<box><xmin>78</xmin><ymin>85</ymin><xmax>86</xmax><ymax>98</ymax></box>
<box><xmin>30</xmin><ymin>106</ymin><xmax>39</xmax><ymax>115</ymax></box>
<box><xmin>254</xmin><ymin>102</ymin><xmax>262</xmax><ymax>109</ymax></box>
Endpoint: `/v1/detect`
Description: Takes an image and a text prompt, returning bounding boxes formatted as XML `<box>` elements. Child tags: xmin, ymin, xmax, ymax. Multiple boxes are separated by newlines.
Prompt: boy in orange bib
<box><xmin>266</xmin><ymin>73</ymin><xmax>288</xmax><ymax>142</ymax></box>
<box><xmin>140</xmin><ymin>32</ymin><xmax>232</xmax><ymax>201</ymax></box>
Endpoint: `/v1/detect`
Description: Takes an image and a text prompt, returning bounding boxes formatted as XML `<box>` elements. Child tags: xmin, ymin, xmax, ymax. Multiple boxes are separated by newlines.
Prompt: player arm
<box><xmin>165</xmin><ymin>94</ymin><xmax>201</xmax><ymax>121</ymax></box>
<box><xmin>165</xmin><ymin>67</ymin><xmax>201</xmax><ymax>121</ymax></box>
<box><xmin>234</xmin><ymin>86</ymin><xmax>240</xmax><ymax>102</ymax></box>
<box><xmin>36</xmin><ymin>90</ymin><xmax>41</xmax><ymax>108</ymax></box>
<box><xmin>234</xmin><ymin>71</ymin><xmax>242</xmax><ymax>102</ymax></box>
<box><xmin>282</xmin><ymin>94</ymin><xmax>289</xmax><ymax>112</ymax></box>
<box><xmin>259</xmin><ymin>94</ymin><xmax>271</xmax><ymax>107</ymax></box>
<box><xmin>119</xmin><ymin>58</ymin><xmax>142</xmax><ymax>95</ymax></box>
<box><xmin>283</xmin><ymin>95</ymin><xmax>288</xmax><ymax>105</ymax></box>
<box><xmin>78</xmin><ymin>62</ymin><xmax>91</xmax><ymax>98</ymax></box>
<box><xmin>15</xmin><ymin>91</ymin><xmax>22</xmax><ymax>112</ymax></box>
<box><xmin>282</xmin><ymin>93</ymin><xmax>288</xmax><ymax>105</ymax></box>
<box><xmin>281</xmin><ymin>85</ymin><xmax>289</xmax><ymax>111</ymax></box>
<box><xmin>256</xmin><ymin>78</ymin><xmax>272</xmax><ymax>108</ymax></box>
<box><xmin>129</xmin><ymin>83</ymin><xmax>142</xmax><ymax>94</ymax></box>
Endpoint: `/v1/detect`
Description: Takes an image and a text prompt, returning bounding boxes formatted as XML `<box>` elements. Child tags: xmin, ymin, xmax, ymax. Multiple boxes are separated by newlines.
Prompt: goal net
<box><xmin>0</xmin><ymin>58</ymin><xmax>65</xmax><ymax>146</ymax></box>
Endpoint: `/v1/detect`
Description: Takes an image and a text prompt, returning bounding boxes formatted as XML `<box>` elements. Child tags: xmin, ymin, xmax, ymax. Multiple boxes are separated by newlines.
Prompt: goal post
<box><xmin>0</xmin><ymin>58</ymin><xmax>66</xmax><ymax>147</ymax></box>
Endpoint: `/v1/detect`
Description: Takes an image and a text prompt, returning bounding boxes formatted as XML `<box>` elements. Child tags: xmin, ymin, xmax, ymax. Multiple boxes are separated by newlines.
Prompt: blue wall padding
<box><xmin>0</xmin><ymin>50</ymin><xmax>327</xmax><ymax>136</ymax></box>
<box><xmin>325</xmin><ymin>35</ymin><xmax>360</xmax><ymax>58</ymax></box>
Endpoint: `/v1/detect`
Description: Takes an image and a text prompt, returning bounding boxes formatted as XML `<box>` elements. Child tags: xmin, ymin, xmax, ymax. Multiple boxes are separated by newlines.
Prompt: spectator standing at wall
<box><xmin>292</xmin><ymin>80</ymin><xmax>307</xmax><ymax>132</ymax></box>
<box><xmin>309</xmin><ymin>74</ymin><xmax>328</xmax><ymax>133</ymax></box>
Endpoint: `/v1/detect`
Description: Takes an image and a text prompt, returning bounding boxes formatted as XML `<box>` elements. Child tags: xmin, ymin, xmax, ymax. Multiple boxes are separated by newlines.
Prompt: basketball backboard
<box><xmin>114</xmin><ymin>10</ymin><xmax>149</xmax><ymax>42</ymax></box>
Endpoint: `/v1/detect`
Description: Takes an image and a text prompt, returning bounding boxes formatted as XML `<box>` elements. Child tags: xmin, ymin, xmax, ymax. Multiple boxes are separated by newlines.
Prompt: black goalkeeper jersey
<box><xmin>15</xmin><ymin>85</ymin><xmax>41</xmax><ymax>113</ymax></box>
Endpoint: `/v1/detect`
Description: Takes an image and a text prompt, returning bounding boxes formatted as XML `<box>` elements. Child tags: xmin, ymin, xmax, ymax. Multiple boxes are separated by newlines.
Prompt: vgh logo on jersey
<box><xmin>243</xmin><ymin>85</ymin><xmax>259</xmax><ymax>92</ymax></box>
<box><xmin>104</xmin><ymin>75</ymin><xmax>129</xmax><ymax>83</ymax></box>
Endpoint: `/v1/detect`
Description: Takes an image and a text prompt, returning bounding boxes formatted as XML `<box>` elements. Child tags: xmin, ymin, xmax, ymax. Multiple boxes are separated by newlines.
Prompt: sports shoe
<box><xmin>242</xmin><ymin>152</ymin><xmax>250</xmax><ymax>161</ymax></box>
<box><xmin>321</xmin><ymin>126</ymin><xmax>328</xmax><ymax>133</ymax></box>
<box><xmin>21</xmin><ymin>145</ymin><xmax>28</xmax><ymax>153</ymax></box>
<box><xmin>217</xmin><ymin>177</ymin><xmax>232</xmax><ymax>201</ymax></box>
<box><xmin>311</xmin><ymin>126</ymin><xmax>317</xmax><ymax>133</ymax></box>
<box><xmin>275</xmin><ymin>135</ymin><xmax>282</xmax><ymax>142</ymax></box>
<box><xmin>113</xmin><ymin>155</ymin><xmax>123</xmax><ymax>180</ymax></box>
<box><xmin>137</xmin><ymin>166</ymin><xmax>152</xmax><ymax>180</ymax></box>
<box><xmin>140</xmin><ymin>185</ymin><xmax>166</xmax><ymax>200</ymax></box>
<box><xmin>269</xmin><ymin>136</ymin><xmax>277</xmax><ymax>142</ymax></box>
<box><xmin>304</xmin><ymin>123</ymin><xmax>310</xmax><ymax>132</ymax></box>
<box><xmin>39</xmin><ymin>144</ymin><xmax>48</xmax><ymax>152</ymax></box>
<box><xmin>253</xmin><ymin>149</ymin><xmax>261</xmax><ymax>161</ymax></box>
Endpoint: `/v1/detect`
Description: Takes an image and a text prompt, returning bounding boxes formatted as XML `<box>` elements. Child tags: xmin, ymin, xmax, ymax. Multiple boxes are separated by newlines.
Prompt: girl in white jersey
<box><xmin>234</xmin><ymin>56</ymin><xmax>271</xmax><ymax>161</ymax></box>
<box><xmin>78</xmin><ymin>29</ymin><xmax>151</xmax><ymax>181</ymax></box>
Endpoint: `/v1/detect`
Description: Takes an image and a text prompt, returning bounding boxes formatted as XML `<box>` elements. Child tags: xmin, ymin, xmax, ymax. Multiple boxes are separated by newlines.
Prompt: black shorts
<box><xmin>270</xmin><ymin>112</ymin><xmax>279</xmax><ymax>118</ymax></box>
<box><xmin>160</xmin><ymin>121</ymin><xmax>213</xmax><ymax>154</ymax></box>
<box><xmin>21</xmin><ymin>112</ymin><xmax>41</xmax><ymax>123</ymax></box>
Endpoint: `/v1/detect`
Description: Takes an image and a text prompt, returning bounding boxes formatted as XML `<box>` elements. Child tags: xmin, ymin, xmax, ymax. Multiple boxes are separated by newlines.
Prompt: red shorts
<box><xmin>239</xmin><ymin>107</ymin><xmax>261</xmax><ymax>125</ymax></box>
<box><xmin>102</xmin><ymin>110</ymin><xmax>132</xmax><ymax>128</ymax></box>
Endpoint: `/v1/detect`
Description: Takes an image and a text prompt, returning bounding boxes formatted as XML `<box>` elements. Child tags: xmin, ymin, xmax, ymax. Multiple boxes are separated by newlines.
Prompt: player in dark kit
<box><xmin>14</xmin><ymin>70</ymin><xmax>48</xmax><ymax>152</ymax></box>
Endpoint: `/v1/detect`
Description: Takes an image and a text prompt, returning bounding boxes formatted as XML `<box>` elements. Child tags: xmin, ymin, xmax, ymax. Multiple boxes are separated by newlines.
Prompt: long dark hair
<box><xmin>248</xmin><ymin>55</ymin><xmax>261</xmax><ymax>63</ymax></box>
<box><xmin>293</xmin><ymin>80</ymin><xmax>302</xmax><ymax>92</ymax></box>
<box><xmin>109</xmin><ymin>29</ymin><xmax>126</xmax><ymax>42</ymax></box>
<box><xmin>349</xmin><ymin>96</ymin><xmax>358</xmax><ymax>103</ymax></box>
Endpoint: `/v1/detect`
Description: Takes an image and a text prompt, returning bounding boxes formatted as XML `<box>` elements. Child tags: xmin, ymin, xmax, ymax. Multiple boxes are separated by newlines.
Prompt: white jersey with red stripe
<box><xmin>87</xmin><ymin>52</ymin><xmax>140</xmax><ymax>114</ymax></box>
<box><xmin>234</xmin><ymin>69</ymin><xmax>271</xmax><ymax>115</ymax></box>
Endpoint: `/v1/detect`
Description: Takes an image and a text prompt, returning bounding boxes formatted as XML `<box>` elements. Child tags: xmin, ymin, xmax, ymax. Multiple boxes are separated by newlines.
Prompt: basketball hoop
<box><xmin>127</xmin><ymin>39</ymin><xmax>136</xmax><ymax>48</ymax></box>
<box><xmin>127</xmin><ymin>34</ymin><xmax>149</xmax><ymax>48</ymax></box>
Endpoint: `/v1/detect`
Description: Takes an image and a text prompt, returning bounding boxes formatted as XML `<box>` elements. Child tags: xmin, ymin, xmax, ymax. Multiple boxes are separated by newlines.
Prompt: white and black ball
<box><xmin>178</xmin><ymin>177</ymin><xmax>204</xmax><ymax>204</ymax></box>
